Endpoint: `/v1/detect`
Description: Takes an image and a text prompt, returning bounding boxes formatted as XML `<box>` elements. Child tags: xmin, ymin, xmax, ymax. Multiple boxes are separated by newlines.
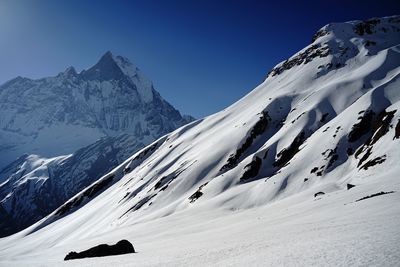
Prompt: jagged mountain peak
<box><xmin>103</xmin><ymin>50</ymin><xmax>114</xmax><ymax>57</ymax></box>
<box><xmin>80</xmin><ymin>51</ymin><xmax>127</xmax><ymax>81</ymax></box>
<box><xmin>79</xmin><ymin>51</ymin><xmax>145</xmax><ymax>81</ymax></box>
<box><xmin>58</xmin><ymin>66</ymin><xmax>78</xmax><ymax>78</ymax></box>
<box><xmin>78</xmin><ymin>51</ymin><xmax>154</xmax><ymax>102</ymax></box>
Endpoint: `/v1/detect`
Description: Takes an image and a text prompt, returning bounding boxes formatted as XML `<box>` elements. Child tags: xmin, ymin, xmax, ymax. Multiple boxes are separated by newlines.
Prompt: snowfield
<box><xmin>1</xmin><ymin>16</ymin><xmax>400</xmax><ymax>266</ymax></box>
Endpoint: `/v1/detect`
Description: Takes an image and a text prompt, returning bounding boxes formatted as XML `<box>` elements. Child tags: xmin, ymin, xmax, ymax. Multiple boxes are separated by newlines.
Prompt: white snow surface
<box><xmin>112</xmin><ymin>54</ymin><xmax>154</xmax><ymax>103</ymax></box>
<box><xmin>1</xmin><ymin>16</ymin><xmax>400</xmax><ymax>266</ymax></box>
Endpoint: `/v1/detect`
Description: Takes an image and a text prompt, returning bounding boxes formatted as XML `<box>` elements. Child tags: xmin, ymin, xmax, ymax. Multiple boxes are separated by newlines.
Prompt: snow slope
<box><xmin>0</xmin><ymin>51</ymin><xmax>193</xmax><ymax>169</ymax></box>
<box><xmin>0</xmin><ymin>16</ymin><xmax>399</xmax><ymax>266</ymax></box>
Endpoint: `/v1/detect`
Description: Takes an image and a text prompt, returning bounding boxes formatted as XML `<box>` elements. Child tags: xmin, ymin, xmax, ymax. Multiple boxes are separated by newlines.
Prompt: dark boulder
<box><xmin>347</xmin><ymin>183</ymin><xmax>356</xmax><ymax>190</ymax></box>
<box><xmin>314</xmin><ymin>192</ymin><xmax>325</xmax><ymax>197</ymax></box>
<box><xmin>64</xmin><ymin>239</ymin><xmax>135</xmax><ymax>260</ymax></box>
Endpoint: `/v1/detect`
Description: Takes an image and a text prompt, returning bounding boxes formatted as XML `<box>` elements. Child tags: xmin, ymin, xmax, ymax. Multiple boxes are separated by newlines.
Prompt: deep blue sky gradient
<box><xmin>0</xmin><ymin>0</ymin><xmax>398</xmax><ymax>117</ymax></box>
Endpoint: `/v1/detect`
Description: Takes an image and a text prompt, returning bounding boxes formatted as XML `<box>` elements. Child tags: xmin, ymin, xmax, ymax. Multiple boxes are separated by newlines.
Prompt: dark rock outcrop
<box><xmin>356</xmin><ymin>191</ymin><xmax>395</xmax><ymax>202</ymax></box>
<box><xmin>189</xmin><ymin>182</ymin><xmax>209</xmax><ymax>203</ymax></box>
<box><xmin>268</xmin><ymin>44</ymin><xmax>330</xmax><ymax>77</ymax></box>
<box><xmin>311</xmin><ymin>29</ymin><xmax>328</xmax><ymax>43</ymax></box>
<box><xmin>347</xmin><ymin>183</ymin><xmax>356</xmax><ymax>190</ymax></box>
<box><xmin>240</xmin><ymin>156</ymin><xmax>262</xmax><ymax>182</ymax></box>
<box><xmin>314</xmin><ymin>192</ymin><xmax>325</xmax><ymax>197</ymax></box>
<box><xmin>64</xmin><ymin>240</ymin><xmax>135</xmax><ymax>260</ymax></box>
<box><xmin>354</xmin><ymin>18</ymin><xmax>380</xmax><ymax>36</ymax></box>
<box><xmin>394</xmin><ymin>119</ymin><xmax>400</xmax><ymax>139</ymax></box>
<box><xmin>359</xmin><ymin>155</ymin><xmax>386</xmax><ymax>170</ymax></box>
<box><xmin>273</xmin><ymin>132</ymin><xmax>305</xmax><ymax>168</ymax></box>
<box><xmin>348</xmin><ymin>110</ymin><xmax>374</xmax><ymax>143</ymax></box>
<box><xmin>221</xmin><ymin>112</ymin><xmax>270</xmax><ymax>171</ymax></box>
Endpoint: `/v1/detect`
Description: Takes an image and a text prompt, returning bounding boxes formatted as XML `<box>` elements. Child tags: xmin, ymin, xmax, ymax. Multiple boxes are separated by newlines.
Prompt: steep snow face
<box><xmin>0</xmin><ymin>134</ymin><xmax>147</xmax><ymax>237</ymax></box>
<box><xmin>0</xmin><ymin>16</ymin><xmax>400</xmax><ymax>266</ymax></box>
<box><xmin>0</xmin><ymin>52</ymin><xmax>193</xmax><ymax>169</ymax></box>
<box><xmin>112</xmin><ymin>54</ymin><xmax>154</xmax><ymax>103</ymax></box>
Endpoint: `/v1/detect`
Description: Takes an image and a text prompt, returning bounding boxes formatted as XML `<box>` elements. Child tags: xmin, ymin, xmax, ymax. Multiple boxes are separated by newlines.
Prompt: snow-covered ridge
<box><xmin>267</xmin><ymin>15</ymin><xmax>400</xmax><ymax>77</ymax></box>
<box><xmin>1</xmin><ymin>16</ymin><xmax>400</xmax><ymax>266</ymax></box>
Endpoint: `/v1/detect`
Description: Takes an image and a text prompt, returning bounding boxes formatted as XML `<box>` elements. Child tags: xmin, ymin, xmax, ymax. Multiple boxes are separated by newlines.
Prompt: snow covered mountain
<box><xmin>1</xmin><ymin>16</ymin><xmax>400</xmax><ymax>266</ymax></box>
<box><xmin>0</xmin><ymin>134</ymin><xmax>149</xmax><ymax>237</ymax></box>
<box><xmin>0</xmin><ymin>51</ymin><xmax>193</xmax><ymax>169</ymax></box>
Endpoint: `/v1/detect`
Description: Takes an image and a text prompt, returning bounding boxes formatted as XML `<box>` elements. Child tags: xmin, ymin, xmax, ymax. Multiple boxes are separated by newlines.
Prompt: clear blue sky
<box><xmin>0</xmin><ymin>0</ymin><xmax>398</xmax><ymax>118</ymax></box>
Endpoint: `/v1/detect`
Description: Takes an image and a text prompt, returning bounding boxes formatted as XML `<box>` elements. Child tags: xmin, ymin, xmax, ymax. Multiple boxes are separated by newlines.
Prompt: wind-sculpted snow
<box><xmin>1</xmin><ymin>16</ymin><xmax>400</xmax><ymax>267</ymax></box>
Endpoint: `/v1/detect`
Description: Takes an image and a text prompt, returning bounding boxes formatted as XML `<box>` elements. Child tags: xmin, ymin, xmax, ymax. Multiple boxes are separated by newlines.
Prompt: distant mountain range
<box><xmin>0</xmin><ymin>52</ymin><xmax>194</xmax><ymax>236</ymax></box>
<box><xmin>0</xmin><ymin>51</ymin><xmax>193</xmax><ymax>169</ymax></box>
